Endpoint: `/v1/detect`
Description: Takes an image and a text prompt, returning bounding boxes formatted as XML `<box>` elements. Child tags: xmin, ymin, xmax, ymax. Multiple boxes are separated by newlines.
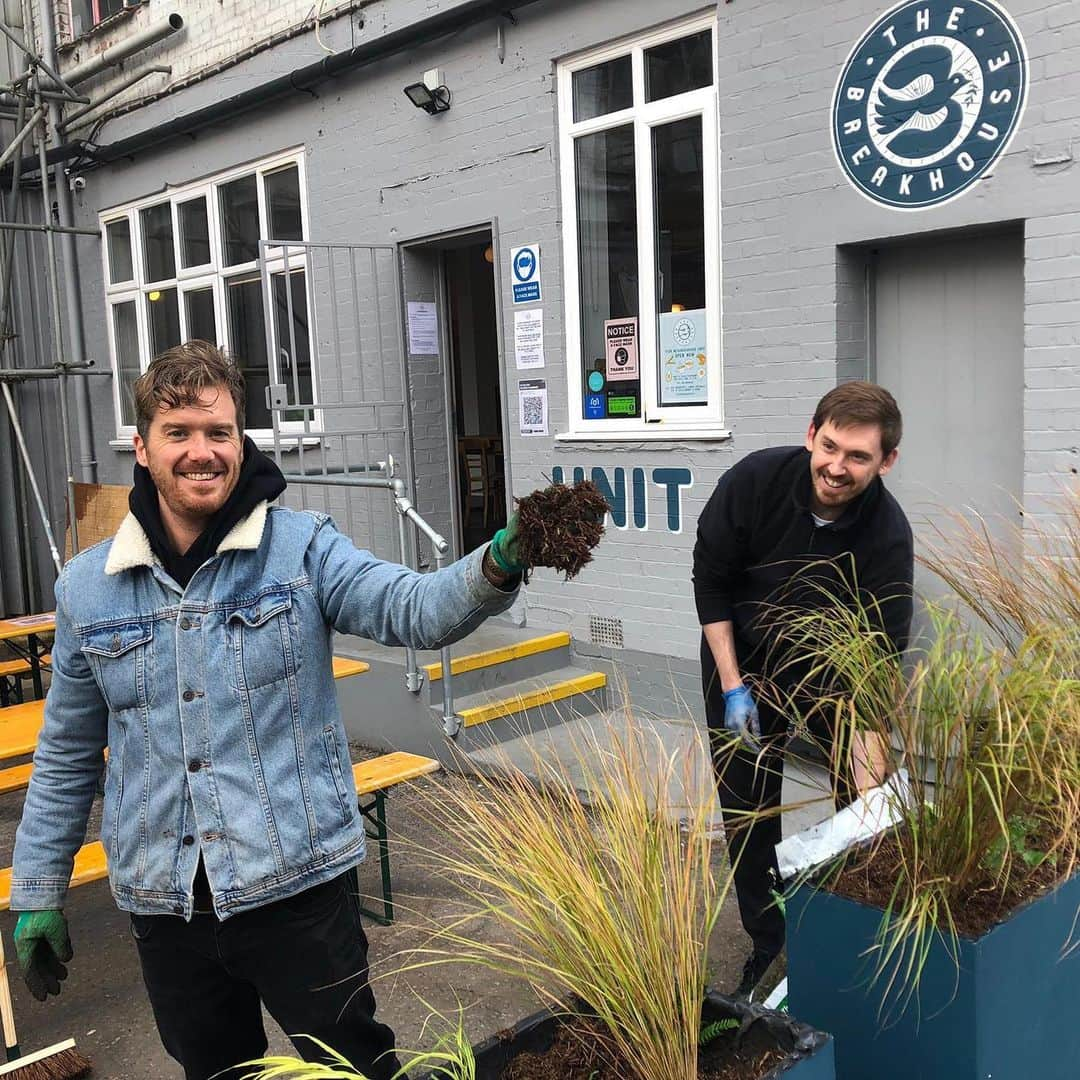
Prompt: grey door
<box><xmin>872</xmin><ymin>228</ymin><xmax>1024</xmax><ymax>617</ymax></box>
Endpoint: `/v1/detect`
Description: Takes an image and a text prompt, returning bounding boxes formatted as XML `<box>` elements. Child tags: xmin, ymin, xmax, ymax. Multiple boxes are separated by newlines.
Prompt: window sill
<box><xmin>554</xmin><ymin>427</ymin><xmax>732</xmax><ymax>444</ymax></box>
<box><xmin>60</xmin><ymin>3</ymin><xmax>142</xmax><ymax>50</ymax></box>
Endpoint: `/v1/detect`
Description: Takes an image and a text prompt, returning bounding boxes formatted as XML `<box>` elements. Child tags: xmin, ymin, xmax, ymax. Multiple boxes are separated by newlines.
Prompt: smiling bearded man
<box><xmin>692</xmin><ymin>381</ymin><xmax>914</xmax><ymax>1001</ymax></box>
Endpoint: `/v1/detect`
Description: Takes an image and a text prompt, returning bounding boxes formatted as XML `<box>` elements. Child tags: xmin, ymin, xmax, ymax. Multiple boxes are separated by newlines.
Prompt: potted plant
<box><xmin>240</xmin><ymin>720</ymin><xmax>835</xmax><ymax>1079</ymax></box>
<box><xmin>772</xmin><ymin>502</ymin><xmax>1080</xmax><ymax>1080</ymax></box>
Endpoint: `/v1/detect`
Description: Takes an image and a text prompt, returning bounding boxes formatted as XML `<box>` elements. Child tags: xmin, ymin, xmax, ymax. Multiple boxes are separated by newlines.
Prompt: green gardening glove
<box><xmin>14</xmin><ymin>909</ymin><xmax>72</xmax><ymax>1001</ymax></box>
<box><xmin>490</xmin><ymin>512</ymin><xmax>524</xmax><ymax>575</ymax></box>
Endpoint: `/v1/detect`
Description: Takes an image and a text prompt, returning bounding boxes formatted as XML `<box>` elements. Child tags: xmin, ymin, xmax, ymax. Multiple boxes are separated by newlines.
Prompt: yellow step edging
<box><xmin>424</xmin><ymin>632</ymin><xmax>571</xmax><ymax>682</ymax></box>
<box><xmin>459</xmin><ymin>671</ymin><xmax>606</xmax><ymax>728</ymax></box>
<box><xmin>333</xmin><ymin>656</ymin><xmax>370</xmax><ymax>679</ymax></box>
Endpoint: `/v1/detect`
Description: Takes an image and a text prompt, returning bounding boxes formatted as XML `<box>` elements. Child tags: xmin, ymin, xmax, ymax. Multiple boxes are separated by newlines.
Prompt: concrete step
<box><xmin>424</xmin><ymin>631</ymin><xmax>572</xmax><ymax>704</ymax></box>
<box><xmin>446</xmin><ymin>665</ymin><xmax>608</xmax><ymax>750</ymax></box>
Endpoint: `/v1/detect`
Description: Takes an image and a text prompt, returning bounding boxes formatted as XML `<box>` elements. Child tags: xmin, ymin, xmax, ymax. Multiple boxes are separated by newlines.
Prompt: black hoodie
<box><xmin>128</xmin><ymin>436</ymin><xmax>287</xmax><ymax>588</ymax></box>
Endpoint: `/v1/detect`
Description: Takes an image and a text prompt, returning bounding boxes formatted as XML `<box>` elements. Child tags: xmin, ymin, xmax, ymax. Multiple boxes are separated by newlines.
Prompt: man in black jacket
<box><xmin>693</xmin><ymin>382</ymin><xmax>913</xmax><ymax>999</ymax></box>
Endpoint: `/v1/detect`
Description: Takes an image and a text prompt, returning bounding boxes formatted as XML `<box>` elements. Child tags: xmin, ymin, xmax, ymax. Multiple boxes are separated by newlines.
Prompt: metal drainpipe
<box><xmin>28</xmin><ymin>13</ymin><xmax>183</xmax><ymax>89</ymax></box>
<box><xmin>38</xmin><ymin>0</ymin><xmax>95</xmax><ymax>487</ymax></box>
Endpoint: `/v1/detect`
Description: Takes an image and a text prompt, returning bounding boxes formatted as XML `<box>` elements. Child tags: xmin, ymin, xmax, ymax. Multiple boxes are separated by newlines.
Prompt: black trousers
<box><xmin>703</xmin><ymin>648</ymin><xmax>854</xmax><ymax>959</ymax></box>
<box><xmin>131</xmin><ymin>870</ymin><xmax>399</xmax><ymax>1080</ymax></box>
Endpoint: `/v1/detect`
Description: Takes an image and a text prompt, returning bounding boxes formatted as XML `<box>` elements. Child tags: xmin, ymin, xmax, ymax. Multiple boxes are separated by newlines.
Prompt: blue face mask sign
<box><xmin>832</xmin><ymin>0</ymin><xmax>1027</xmax><ymax>210</ymax></box>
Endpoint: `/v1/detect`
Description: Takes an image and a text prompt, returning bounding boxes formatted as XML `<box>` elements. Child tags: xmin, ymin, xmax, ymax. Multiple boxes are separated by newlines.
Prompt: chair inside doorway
<box><xmin>458</xmin><ymin>436</ymin><xmax>504</xmax><ymax>532</ymax></box>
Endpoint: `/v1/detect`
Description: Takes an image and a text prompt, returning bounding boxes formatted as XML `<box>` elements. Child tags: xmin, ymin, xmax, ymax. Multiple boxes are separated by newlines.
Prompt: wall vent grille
<box><xmin>589</xmin><ymin>615</ymin><xmax>624</xmax><ymax>649</ymax></box>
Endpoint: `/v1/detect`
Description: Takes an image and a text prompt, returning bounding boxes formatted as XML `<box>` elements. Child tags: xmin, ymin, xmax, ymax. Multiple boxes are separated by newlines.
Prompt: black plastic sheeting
<box><xmin>418</xmin><ymin>990</ymin><xmax>832</xmax><ymax>1078</ymax></box>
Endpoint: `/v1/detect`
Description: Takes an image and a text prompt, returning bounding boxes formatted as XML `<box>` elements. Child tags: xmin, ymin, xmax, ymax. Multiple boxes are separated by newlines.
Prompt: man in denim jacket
<box><xmin>9</xmin><ymin>342</ymin><xmax>533</xmax><ymax>1080</ymax></box>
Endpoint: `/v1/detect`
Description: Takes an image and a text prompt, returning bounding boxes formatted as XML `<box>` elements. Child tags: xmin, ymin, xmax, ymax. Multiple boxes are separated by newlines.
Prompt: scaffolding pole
<box><xmin>0</xmin><ymin>0</ymin><xmax>179</xmax><ymax>610</ymax></box>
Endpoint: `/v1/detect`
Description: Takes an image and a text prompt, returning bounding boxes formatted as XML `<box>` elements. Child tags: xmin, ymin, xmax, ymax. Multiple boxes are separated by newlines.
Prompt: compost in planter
<box><xmin>828</xmin><ymin>831</ymin><xmax>1059</xmax><ymax>939</ymax></box>
<box><xmin>439</xmin><ymin>992</ymin><xmax>834</xmax><ymax>1080</ymax></box>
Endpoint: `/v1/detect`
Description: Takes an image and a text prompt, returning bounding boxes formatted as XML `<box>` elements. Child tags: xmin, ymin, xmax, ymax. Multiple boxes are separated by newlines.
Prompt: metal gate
<box><xmin>259</xmin><ymin>239</ymin><xmax>418</xmax><ymax>559</ymax></box>
<box><xmin>259</xmin><ymin>240</ymin><xmax>467</xmax><ymax>732</ymax></box>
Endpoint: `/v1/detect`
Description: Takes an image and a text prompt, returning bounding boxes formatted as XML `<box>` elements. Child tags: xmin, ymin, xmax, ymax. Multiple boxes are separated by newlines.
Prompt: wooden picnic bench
<box><xmin>0</xmin><ymin>752</ymin><xmax>441</xmax><ymax>923</ymax></box>
<box><xmin>0</xmin><ymin>613</ymin><xmax>54</xmax><ymax>702</ymax></box>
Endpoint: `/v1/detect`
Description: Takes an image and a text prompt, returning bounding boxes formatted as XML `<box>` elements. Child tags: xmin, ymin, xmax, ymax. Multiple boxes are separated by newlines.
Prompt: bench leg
<box><xmin>28</xmin><ymin>636</ymin><xmax>43</xmax><ymax>701</ymax></box>
<box><xmin>357</xmin><ymin>789</ymin><xmax>394</xmax><ymax>925</ymax></box>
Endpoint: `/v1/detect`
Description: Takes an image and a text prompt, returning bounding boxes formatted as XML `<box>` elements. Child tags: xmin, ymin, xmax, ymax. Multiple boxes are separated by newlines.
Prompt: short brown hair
<box><xmin>812</xmin><ymin>381</ymin><xmax>903</xmax><ymax>457</ymax></box>
<box><xmin>133</xmin><ymin>341</ymin><xmax>246</xmax><ymax>440</ymax></box>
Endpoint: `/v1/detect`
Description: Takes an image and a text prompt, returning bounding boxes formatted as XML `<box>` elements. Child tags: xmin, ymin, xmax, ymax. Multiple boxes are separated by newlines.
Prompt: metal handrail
<box><xmin>277</xmin><ymin>458</ymin><xmax>462</xmax><ymax>738</ymax></box>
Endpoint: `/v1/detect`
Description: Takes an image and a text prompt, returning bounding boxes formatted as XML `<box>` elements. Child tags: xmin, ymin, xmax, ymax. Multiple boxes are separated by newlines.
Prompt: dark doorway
<box><xmin>445</xmin><ymin>236</ymin><xmax>506</xmax><ymax>553</ymax></box>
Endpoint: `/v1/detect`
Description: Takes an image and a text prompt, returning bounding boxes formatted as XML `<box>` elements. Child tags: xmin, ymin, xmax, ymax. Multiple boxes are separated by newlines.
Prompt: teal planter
<box><xmin>787</xmin><ymin>871</ymin><xmax>1080</xmax><ymax>1079</ymax></box>
<box><xmin>424</xmin><ymin>991</ymin><xmax>835</xmax><ymax>1078</ymax></box>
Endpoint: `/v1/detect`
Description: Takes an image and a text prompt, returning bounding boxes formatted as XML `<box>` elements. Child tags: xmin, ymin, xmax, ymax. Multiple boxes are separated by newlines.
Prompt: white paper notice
<box><xmin>518</xmin><ymin>378</ymin><xmax>548</xmax><ymax>436</ymax></box>
<box><xmin>406</xmin><ymin>301</ymin><xmax>439</xmax><ymax>356</ymax></box>
<box><xmin>514</xmin><ymin>309</ymin><xmax>545</xmax><ymax>369</ymax></box>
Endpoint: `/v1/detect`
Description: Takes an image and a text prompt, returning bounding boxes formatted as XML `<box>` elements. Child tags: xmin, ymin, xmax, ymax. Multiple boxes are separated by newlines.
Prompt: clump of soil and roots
<box><xmin>515</xmin><ymin>480</ymin><xmax>609</xmax><ymax>579</ymax></box>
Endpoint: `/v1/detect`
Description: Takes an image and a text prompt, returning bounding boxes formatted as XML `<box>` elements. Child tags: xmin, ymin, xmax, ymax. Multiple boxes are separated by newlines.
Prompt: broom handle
<box><xmin>0</xmin><ymin>930</ymin><xmax>18</xmax><ymax>1055</ymax></box>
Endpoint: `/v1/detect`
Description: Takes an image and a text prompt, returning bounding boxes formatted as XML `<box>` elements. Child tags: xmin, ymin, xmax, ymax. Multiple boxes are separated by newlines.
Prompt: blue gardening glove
<box><xmin>722</xmin><ymin>685</ymin><xmax>761</xmax><ymax>748</ymax></box>
<box><xmin>14</xmin><ymin>909</ymin><xmax>72</xmax><ymax>1001</ymax></box>
<box><xmin>490</xmin><ymin>511</ymin><xmax>524</xmax><ymax>575</ymax></box>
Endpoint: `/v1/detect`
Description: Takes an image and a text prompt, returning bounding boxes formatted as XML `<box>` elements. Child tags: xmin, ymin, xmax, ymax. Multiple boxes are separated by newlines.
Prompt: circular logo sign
<box><xmin>832</xmin><ymin>0</ymin><xmax>1027</xmax><ymax>209</ymax></box>
<box><xmin>512</xmin><ymin>247</ymin><xmax>537</xmax><ymax>282</ymax></box>
<box><xmin>671</xmin><ymin>318</ymin><xmax>697</xmax><ymax>346</ymax></box>
<box><xmin>588</xmin><ymin>371</ymin><xmax>604</xmax><ymax>392</ymax></box>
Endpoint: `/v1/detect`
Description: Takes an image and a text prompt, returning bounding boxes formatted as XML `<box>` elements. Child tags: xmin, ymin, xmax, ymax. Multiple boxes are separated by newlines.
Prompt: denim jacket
<box><xmin>11</xmin><ymin>503</ymin><xmax>516</xmax><ymax>919</ymax></box>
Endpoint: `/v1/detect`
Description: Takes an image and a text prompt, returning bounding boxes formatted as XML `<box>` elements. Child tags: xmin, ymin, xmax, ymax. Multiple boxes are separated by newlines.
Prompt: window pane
<box><xmin>113</xmin><ymin>301</ymin><xmax>140</xmax><ymax>427</ymax></box>
<box><xmin>653</xmin><ymin>116</ymin><xmax>707</xmax><ymax>407</ymax></box>
<box><xmin>645</xmin><ymin>29</ymin><xmax>713</xmax><ymax>102</ymax></box>
<box><xmin>265</xmin><ymin>165</ymin><xmax>303</xmax><ymax>243</ymax></box>
<box><xmin>226</xmin><ymin>276</ymin><xmax>270</xmax><ymax>429</ymax></box>
<box><xmin>185</xmin><ymin>288</ymin><xmax>217</xmax><ymax>343</ymax></box>
<box><xmin>219</xmin><ymin>174</ymin><xmax>260</xmax><ymax>266</ymax></box>
<box><xmin>178</xmin><ymin>197</ymin><xmax>211</xmax><ymax>268</ymax></box>
<box><xmin>575</xmin><ymin>125</ymin><xmax>639</xmax><ymax>420</ymax></box>
<box><xmin>147</xmin><ymin>287</ymin><xmax>181</xmax><ymax>357</ymax></box>
<box><xmin>106</xmin><ymin>218</ymin><xmax>133</xmax><ymax>283</ymax></box>
<box><xmin>272</xmin><ymin>270</ymin><xmax>313</xmax><ymax>418</ymax></box>
<box><xmin>572</xmin><ymin>55</ymin><xmax>633</xmax><ymax>122</ymax></box>
<box><xmin>140</xmin><ymin>203</ymin><xmax>175</xmax><ymax>282</ymax></box>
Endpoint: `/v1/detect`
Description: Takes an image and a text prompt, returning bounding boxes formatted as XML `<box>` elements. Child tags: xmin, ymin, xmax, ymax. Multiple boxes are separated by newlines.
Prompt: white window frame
<box><xmin>557</xmin><ymin>12</ymin><xmax>726</xmax><ymax>438</ymax></box>
<box><xmin>101</xmin><ymin>149</ymin><xmax>314</xmax><ymax>443</ymax></box>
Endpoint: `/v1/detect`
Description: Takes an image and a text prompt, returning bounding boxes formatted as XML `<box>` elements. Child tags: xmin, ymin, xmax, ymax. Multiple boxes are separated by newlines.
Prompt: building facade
<box><xmin>8</xmin><ymin>0</ymin><xmax>1079</xmax><ymax>717</ymax></box>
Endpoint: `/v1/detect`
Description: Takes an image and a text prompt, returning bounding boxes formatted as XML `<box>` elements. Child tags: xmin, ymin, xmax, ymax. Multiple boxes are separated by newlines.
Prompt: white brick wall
<box><xmin>52</xmin><ymin>0</ymin><xmax>364</xmax><ymax>122</ymax></box>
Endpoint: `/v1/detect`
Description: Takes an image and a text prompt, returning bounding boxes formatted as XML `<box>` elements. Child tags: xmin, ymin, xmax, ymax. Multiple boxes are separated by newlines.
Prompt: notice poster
<box><xmin>658</xmin><ymin>309</ymin><xmax>708</xmax><ymax>405</ymax></box>
<box><xmin>518</xmin><ymin>378</ymin><xmax>548</xmax><ymax>436</ymax></box>
<box><xmin>604</xmin><ymin>318</ymin><xmax>639</xmax><ymax>381</ymax></box>
<box><xmin>406</xmin><ymin>301</ymin><xmax>439</xmax><ymax>356</ymax></box>
<box><xmin>514</xmin><ymin>309</ymin><xmax>545</xmax><ymax>369</ymax></box>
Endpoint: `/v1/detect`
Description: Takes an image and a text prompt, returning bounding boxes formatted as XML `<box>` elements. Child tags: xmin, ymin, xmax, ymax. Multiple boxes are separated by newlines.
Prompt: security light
<box><xmin>404</xmin><ymin>82</ymin><xmax>451</xmax><ymax>114</ymax></box>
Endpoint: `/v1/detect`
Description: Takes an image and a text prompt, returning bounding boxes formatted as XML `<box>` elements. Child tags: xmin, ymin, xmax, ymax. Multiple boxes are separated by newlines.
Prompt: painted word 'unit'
<box><xmin>551</xmin><ymin>466</ymin><xmax>693</xmax><ymax>533</ymax></box>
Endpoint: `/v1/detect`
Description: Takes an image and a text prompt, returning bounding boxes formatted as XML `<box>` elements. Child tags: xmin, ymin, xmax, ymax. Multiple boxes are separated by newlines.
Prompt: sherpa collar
<box><xmin>104</xmin><ymin>500</ymin><xmax>269</xmax><ymax>575</ymax></box>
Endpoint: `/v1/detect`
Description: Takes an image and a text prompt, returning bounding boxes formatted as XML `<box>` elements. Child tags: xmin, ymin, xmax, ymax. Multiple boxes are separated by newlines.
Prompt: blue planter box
<box><xmin>787</xmin><ymin>871</ymin><xmax>1080</xmax><ymax>1079</ymax></box>
<box><xmin>423</xmin><ymin>991</ymin><xmax>834</xmax><ymax>1079</ymax></box>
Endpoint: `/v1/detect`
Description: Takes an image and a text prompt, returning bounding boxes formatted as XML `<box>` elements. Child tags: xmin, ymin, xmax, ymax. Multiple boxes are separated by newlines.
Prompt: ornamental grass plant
<box><xmin>766</xmin><ymin>494</ymin><xmax>1080</xmax><ymax>1021</ymax></box>
<box><xmin>398</xmin><ymin>717</ymin><xmax>728</xmax><ymax>1080</ymax></box>
<box><xmin>239</xmin><ymin>717</ymin><xmax>729</xmax><ymax>1080</ymax></box>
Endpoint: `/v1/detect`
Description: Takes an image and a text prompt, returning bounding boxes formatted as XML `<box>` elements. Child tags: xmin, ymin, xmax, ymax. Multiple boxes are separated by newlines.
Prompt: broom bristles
<box><xmin>0</xmin><ymin>1039</ymin><xmax>90</xmax><ymax>1080</ymax></box>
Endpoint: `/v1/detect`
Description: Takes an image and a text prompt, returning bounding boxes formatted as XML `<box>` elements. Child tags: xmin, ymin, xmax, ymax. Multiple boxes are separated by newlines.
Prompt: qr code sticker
<box><xmin>522</xmin><ymin>395</ymin><xmax>544</xmax><ymax>427</ymax></box>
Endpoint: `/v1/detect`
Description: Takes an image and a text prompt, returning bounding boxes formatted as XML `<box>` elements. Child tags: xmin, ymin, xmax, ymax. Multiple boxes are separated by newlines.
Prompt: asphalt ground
<box><xmin>0</xmin><ymin>744</ymin><xmax>753</xmax><ymax>1079</ymax></box>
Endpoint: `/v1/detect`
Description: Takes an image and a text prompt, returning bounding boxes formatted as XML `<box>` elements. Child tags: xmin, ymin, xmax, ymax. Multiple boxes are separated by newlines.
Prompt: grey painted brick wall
<box><xmin>39</xmin><ymin>0</ymin><xmax>1080</xmax><ymax>690</ymax></box>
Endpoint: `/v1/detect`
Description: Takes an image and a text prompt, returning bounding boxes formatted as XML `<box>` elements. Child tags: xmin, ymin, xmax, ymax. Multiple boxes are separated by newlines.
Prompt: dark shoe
<box><xmin>735</xmin><ymin>948</ymin><xmax>780</xmax><ymax>1000</ymax></box>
